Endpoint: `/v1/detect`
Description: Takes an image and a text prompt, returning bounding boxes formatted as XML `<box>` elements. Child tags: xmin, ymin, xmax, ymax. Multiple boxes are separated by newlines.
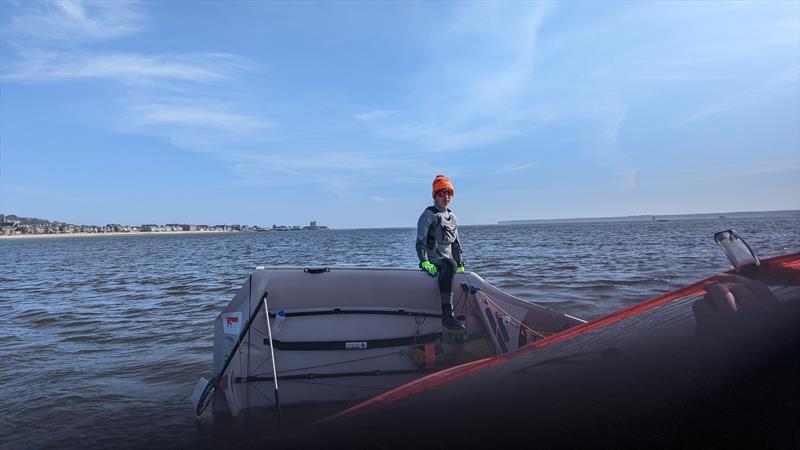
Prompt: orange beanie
<box><xmin>432</xmin><ymin>175</ymin><xmax>455</xmax><ymax>197</ymax></box>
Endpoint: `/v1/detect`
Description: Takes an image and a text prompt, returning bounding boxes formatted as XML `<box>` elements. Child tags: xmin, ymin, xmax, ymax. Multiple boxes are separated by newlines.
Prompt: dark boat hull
<box><xmin>261</xmin><ymin>253</ymin><xmax>800</xmax><ymax>449</ymax></box>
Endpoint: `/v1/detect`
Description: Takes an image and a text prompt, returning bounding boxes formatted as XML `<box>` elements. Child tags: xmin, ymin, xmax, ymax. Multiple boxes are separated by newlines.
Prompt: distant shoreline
<box><xmin>497</xmin><ymin>209</ymin><xmax>799</xmax><ymax>225</ymax></box>
<box><xmin>0</xmin><ymin>230</ymin><xmax>237</xmax><ymax>240</ymax></box>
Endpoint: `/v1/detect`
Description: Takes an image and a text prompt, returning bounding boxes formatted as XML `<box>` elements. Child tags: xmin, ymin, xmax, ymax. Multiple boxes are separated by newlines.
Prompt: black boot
<box><xmin>441</xmin><ymin>303</ymin><xmax>464</xmax><ymax>329</ymax></box>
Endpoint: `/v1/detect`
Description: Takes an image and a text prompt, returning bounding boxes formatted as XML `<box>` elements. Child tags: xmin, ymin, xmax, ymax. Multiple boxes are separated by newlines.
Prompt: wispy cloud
<box><xmin>2</xmin><ymin>50</ymin><xmax>247</xmax><ymax>84</ymax></box>
<box><xmin>356</xmin><ymin>3</ymin><xmax>552</xmax><ymax>152</ymax></box>
<box><xmin>8</xmin><ymin>0</ymin><xmax>144</xmax><ymax>42</ymax></box>
<box><xmin>4</xmin><ymin>184</ymin><xmax>95</xmax><ymax>206</ymax></box>
<box><xmin>225</xmin><ymin>151</ymin><xmax>426</xmax><ymax>195</ymax></box>
<box><xmin>118</xmin><ymin>100</ymin><xmax>278</xmax><ymax>157</ymax></box>
<box><xmin>2</xmin><ymin>1</ymin><xmax>247</xmax><ymax>85</ymax></box>
<box><xmin>129</xmin><ymin>103</ymin><xmax>274</xmax><ymax>132</ymax></box>
<box><xmin>354</xmin><ymin>110</ymin><xmax>397</xmax><ymax>122</ymax></box>
<box><xmin>3</xmin><ymin>0</ymin><xmax>796</xmax><ymax>206</ymax></box>
<box><xmin>2</xmin><ymin>1</ymin><xmax>279</xmax><ymax>184</ymax></box>
<box><xmin>492</xmin><ymin>162</ymin><xmax>536</xmax><ymax>173</ymax></box>
<box><xmin>676</xmin><ymin>66</ymin><xmax>800</xmax><ymax>126</ymax></box>
<box><xmin>677</xmin><ymin>159</ymin><xmax>800</xmax><ymax>178</ymax></box>
<box><xmin>644</xmin><ymin>159</ymin><xmax>800</xmax><ymax>190</ymax></box>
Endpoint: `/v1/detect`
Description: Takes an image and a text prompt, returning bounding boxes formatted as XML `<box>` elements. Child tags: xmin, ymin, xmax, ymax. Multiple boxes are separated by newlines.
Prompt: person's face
<box><xmin>433</xmin><ymin>189</ymin><xmax>453</xmax><ymax>209</ymax></box>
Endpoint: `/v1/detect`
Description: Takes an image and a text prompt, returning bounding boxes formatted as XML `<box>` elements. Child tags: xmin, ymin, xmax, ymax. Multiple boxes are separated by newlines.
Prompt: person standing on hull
<box><xmin>416</xmin><ymin>175</ymin><xmax>466</xmax><ymax>329</ymax></box>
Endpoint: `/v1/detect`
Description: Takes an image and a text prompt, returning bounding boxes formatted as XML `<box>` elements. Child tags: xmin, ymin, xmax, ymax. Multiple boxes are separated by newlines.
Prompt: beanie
<box><xmin>432</xmin><ymin>175</ymin><xmax>455</xmax><ymax>197</ymax></box>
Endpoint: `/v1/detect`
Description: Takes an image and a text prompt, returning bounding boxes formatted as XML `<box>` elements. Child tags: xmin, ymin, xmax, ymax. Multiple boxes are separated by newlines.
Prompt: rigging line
<box><xmin>476</xmin><ymin>290</ymin><xmax>547</xmax><ymax>340</ymax></box>
<box><xmin>248</xmin><ymin>381</ymin><xmax>273</xmax><ymax>404</ymax></box>
<box><xmin>494</xmin><ymin>306</ymin><xmax>501</xmax><ymax>356</ymax></box>
<box><xmin>461</xmin><ymin>286</ymin><xmax>474</xmax><ymax>328</ymax></box>
<box><xmin>282</xmin><ymin>378</ymin><xmax>405</xmax><ymax>391</ymax></box>
<box><xmin>247</xmin><ymin>274</ymin><xmax>252</xmax><ymax>413</ymax></box>
<box><xmin>250</xmin><ymin>351</ymin><xmax>405</xmax><ymax>377</ymax></box>
<box><xmin>544</xmin><ymin>306</ymin><xmax>568</xmax><ymax>332</ymax></box>
<box><xmin>455</xmin><ymin>287</ymin><xmax>466</xmax><ymax>310</ymax></box>
<box><xmin>245</xmin><ymin>324</ymin><xmax>268</xmax><ymax>341</ymax></box>
<box><xmin>455</xmin><ymin>288</ymin><xmax>467</xmax><ymax>328</ymax></box>
<box><xmin>477</xmin><ymin>290</ymin><xmax>527</xmax><ymax>330</ymax></box>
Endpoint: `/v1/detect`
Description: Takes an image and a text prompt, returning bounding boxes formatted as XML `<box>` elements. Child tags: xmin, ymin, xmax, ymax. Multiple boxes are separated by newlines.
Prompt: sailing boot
<box><xmin>441</xmin><ymin>294</ymin><xmax>465</xmax><ymax>330</ymax></box>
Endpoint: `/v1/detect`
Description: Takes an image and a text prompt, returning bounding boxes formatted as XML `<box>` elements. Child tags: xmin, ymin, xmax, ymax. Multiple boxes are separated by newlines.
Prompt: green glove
<box><xmin>456</xmin><ymin>264</ymin><xmax>465</xmax><ymax>273</ymax></box>
<box><xmin>420</xmin><ymin>260</ymin><xmax>438</xmax><ymax>277</ymax></box>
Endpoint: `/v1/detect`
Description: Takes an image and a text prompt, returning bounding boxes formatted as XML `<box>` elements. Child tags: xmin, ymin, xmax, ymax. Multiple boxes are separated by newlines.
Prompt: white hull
<box><xmin>206</xmin><ymin>267</ymin><xmax>583</xmax><ymax>416</ymax></box>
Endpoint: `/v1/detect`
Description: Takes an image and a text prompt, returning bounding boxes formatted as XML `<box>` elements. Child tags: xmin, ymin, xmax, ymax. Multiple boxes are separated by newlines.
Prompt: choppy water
<box><xmin>1</xmin><ymin>215</ymin><xmax>799</xmax><ymax>449</ymax></box>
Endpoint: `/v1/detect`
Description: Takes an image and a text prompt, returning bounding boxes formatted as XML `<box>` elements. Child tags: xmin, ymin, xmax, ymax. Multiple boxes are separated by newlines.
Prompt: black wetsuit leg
<box><xmin>437</xmin><ymin>257</ymin><xmax>458</xmax><ymax>295</ymax></box>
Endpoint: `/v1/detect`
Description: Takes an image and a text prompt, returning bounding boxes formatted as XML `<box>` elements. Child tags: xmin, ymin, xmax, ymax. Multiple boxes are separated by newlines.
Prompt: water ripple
<box><xmin>1</xmin><ymin>215</ymin><xmax>798</xmax><ymax>449</ymax></box>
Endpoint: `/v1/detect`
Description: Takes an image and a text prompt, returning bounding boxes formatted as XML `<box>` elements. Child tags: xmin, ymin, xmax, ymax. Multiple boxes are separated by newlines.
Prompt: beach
<box><xmin>0</xmin><ymin>230</ymin><xmax>238</xmax><ymax>240</ymax></box>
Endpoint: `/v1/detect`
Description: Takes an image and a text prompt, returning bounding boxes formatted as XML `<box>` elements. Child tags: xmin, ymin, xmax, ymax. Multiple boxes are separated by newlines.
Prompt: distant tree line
<box><xmin>0</xmin><ymin>214</ymin><xmax>65</xmax><ymax>226</ymax></box>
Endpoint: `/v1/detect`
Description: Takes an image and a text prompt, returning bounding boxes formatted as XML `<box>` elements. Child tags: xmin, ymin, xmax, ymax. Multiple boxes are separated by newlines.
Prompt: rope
<box><xmin>455</xmin><ymin>288</ymin><xmax>470</xmax><ymax>328</ymax></box>
<box><xmin>283</xmin><ymin>378</ymin><xmax>401</xmax><ymax>391</ymax></box>
<box><xmin>493</xmin><ymin>306</ymin><xmax>501</xmax><ymax>356</ymax></box>
<box><xmin>248</xmin><ymin>350</ymin><xmax>406</xmax><ymax>377</ymax></box>
<box><xmin>475</xmin><ymin>290</ymin><xmax>548</xmax><ymax>341</ymax></box>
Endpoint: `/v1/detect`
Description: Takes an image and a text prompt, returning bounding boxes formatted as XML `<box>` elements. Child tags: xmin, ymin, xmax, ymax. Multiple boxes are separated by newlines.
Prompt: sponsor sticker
<box><xmin>345</xmin><ymin>341</ymin><xmax>368</xmax><ymax>350</ymax></box>
<box><xmin>223</xmin><ymin>312</ymin><xmax>243</xmax><ymax>336</ymax></box>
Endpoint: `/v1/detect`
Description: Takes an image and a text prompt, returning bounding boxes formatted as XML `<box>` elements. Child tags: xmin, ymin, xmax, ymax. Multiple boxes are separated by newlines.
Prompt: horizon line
<box><xmin>1</xmin><ymin>208</ymin><xmax>797</xmax><ymax>230</ymax></box>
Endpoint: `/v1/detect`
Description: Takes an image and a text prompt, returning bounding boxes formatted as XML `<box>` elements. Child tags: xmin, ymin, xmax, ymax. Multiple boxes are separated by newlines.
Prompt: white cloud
<box><xmin>356</xmin><ymin>2</ymin><xmax>552</xmax><ymax>152</ymax></box>
<box><xmin>577</xmin><ymin>93</ymin><xmax>637</xmax><ymax>190</ymax></box>
<box><xmin>676</xmin><ymin>66</ymin><xmax>800</xmax><ymax>126</ymax></box>
<box><xmin>2</xmin><ymin>2</ymin><xmax>248</xmax><ymax>85</ymax></box>
<box><xmin>119</xmin><ymin>101</ymin><xmax>277</xmax><ymax>158</ymax></box>
<box><xmin>493</xmin><ymin>162</ymin><xmax>536</xmax><ymax>173</ymax></box>
<box><xmin>354</xmin><ymin>110</ymin><xmax>397</xmax><ymax>122</ymax></box>
<box><xmin>224</xmin><ymin>151</ymin><xmax>425</xmax><ymax>195</ymax></box>
<box><xmin>130</xmin><ymin>103</ymin><xmax>274</xmax><ymax>132</ymax></box>
<box><xmin>9</xmin><ymin>0</ymin><xmax>144</xmax><ymax>42</ymax></box>
<box><xmin>2</xmin><ymin>50</ymin><xmax>247</xmax><ymax>84</ymax></box>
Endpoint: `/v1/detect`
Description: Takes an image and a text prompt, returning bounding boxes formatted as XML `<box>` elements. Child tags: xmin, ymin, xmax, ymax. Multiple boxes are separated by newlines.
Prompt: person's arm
<box><xmin>415</xmin><ymin>211</ymin><xmax>434</xmax><ymax>263</ymax></box>
<box><xmin>452</xmin><ymin>213</ymin><xmax>464</xmax><ymax>270</ymax></box>
<box><xmin>452</xmin><ymin>237</ymin><xmax>463</xmax><ymax>267</ymax></box>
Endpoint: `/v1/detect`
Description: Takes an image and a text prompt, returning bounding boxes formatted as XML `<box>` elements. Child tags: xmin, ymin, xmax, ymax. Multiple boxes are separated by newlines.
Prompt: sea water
<box><xmin>1</xmin><ymin>214</ymin><xmax>798</xmax><ymax>449</ymax></box>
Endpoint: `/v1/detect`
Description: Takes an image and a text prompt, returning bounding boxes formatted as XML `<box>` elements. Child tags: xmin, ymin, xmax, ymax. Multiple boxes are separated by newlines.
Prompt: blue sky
<box><xmin>1</xmin><ymin>1</ymin><xmax>798</xmax><ymax>228</ymax></box>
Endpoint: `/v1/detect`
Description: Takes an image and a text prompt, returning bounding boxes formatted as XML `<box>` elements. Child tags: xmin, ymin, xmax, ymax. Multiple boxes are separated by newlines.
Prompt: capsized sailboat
<box><xmin>282</xmin><ymin>231</ymin><xmax>799</xmax><ymax>449</ymax></box>
<box><xmin>193</xmin><ymin>266</ymin><xmax>585</xmax><ymax>416</ymax></box>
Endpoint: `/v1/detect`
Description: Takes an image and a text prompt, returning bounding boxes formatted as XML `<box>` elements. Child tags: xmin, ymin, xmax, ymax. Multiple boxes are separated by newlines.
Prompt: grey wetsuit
<box><xmin>416</xmin><ymin>206</ymin><xmax>463</xmax><ymax>266</ymax></box>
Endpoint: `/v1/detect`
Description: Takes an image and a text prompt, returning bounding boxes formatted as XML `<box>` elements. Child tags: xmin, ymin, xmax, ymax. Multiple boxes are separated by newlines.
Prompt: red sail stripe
<box><xmin>324</xmin><ymin>252</ymin><xmax>800</xmax><ymax>421</ymax></box>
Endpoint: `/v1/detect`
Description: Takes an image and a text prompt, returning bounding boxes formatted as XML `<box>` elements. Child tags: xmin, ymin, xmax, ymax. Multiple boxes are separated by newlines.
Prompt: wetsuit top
<box><xmin>416</xmin><ymin>205</ymin><xmax>463</xmax><ymax>266</ymax></box>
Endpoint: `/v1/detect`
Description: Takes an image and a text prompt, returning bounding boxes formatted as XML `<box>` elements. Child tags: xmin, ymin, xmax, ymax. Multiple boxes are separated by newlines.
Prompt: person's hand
<box><xmin>420</xmin><ymin>260</ymin><xmax>438</xmax><ymax>277</ymax></box>
<box><xmin>456</xmin><ymin>265</ymin><xmax>465</xmax><ymax>273</ymax></box>
<box><xmin>693</xmin><ymin>274</ymin><xmax>779</xmax><ymax>334</ymax></box>
<box><xmin>702</xmin><ymin>274</ymin><xmax>779</xmax><ymax>313</ymax></box>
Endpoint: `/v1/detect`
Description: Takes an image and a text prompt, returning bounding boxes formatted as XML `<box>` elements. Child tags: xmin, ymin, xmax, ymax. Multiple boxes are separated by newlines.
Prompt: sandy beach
<box><xmin>0</xmin><ymin>230</ymin><xmax>238</xmax><ymax>240</ymax></box>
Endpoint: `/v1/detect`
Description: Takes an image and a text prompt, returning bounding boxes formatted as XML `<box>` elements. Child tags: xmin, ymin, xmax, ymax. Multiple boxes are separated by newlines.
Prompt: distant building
<box><xmin>0</xmin><ymin>220</ymin><xmax>18</xmax><ymax>235</ymax></box>
<box><xmin>105</xmin><ymin>224</ymin><xmax>127</xmax><ymax>232</ymax></box>
<box><xmin>302</xmin><ymin>220</ymin><xmax>329</xmax><ymax>230</ymax></box>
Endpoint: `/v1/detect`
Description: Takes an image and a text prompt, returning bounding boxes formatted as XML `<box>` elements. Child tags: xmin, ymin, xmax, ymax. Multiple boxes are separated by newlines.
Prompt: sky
<box><xmin>0</xmin><ymin>0</ymin><xmax>798</xmax><ymax>229</ymax></box>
